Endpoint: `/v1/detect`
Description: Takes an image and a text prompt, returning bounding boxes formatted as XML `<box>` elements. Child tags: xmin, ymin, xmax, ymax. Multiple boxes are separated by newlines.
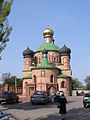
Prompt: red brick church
<box><xmin>22</xmin><ymin>27</ymin><xmax>72</xmax><ymax>100</ymax></box>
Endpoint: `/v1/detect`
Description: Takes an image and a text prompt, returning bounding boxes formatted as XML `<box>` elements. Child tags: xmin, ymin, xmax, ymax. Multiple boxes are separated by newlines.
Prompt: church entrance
<box><xmin>26</xmin><ymin>83</ymin><xmax>35</xmax><ymax>102</ymax></box>
<box><xmin>47</xmin><ymin>83</ymin><xmax>58</xmax><ymax>101</ymax></box>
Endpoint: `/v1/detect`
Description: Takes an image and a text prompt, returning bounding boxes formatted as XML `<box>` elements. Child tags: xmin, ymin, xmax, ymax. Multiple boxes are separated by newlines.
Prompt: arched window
<box><xmin>25</xmin><ymin>82</ymin><xmax>28</xmax><ymax>85</ymax></box>
<box><xmin>63</xmin><ymin>57</ymin><xmax>68</xmax><ymax>63</ymax></box>
<box><xmin>51</xmin><ymin>75</ymin><xmax>54</xmax><ymax>83</ymax></box>
<box><xmin>61</xmin><ymin>81</ymin><xmax>65</xmax><ymax>88</ymax></box>
<box><xmin>33</xmin><ymin>75</ymin><xmax>36</xmax><ymax>83</ymax></box>
<box><xmin>41</xmin><ymin>70</ymin><xmax>45</xmax><ymax>77</ymax></box>
<box><xmin>54</xmin><ymin>57</ymin><xmax>56</xmax><ymax>62</ymax></box>
<box><xmin>25</xmin><ymin>82</ymin><xmax>28</xmax><ymax>88</ymax></box>
<box><xmin>38</xmin><ymin>58</ymin><xmax>41</xmax><ymax>63</ymax></box>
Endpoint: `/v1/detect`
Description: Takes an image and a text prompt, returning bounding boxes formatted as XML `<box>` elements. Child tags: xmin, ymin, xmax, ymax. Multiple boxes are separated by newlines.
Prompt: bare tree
<box><xmin>84</xmin><ymin>76</ymin><xmax>90</xmax><ymax>90</ymax></box>
<box><xmin>1</xmin><ymin>72</ymin><xmax>22</xmax><ymax>87</ymax></box>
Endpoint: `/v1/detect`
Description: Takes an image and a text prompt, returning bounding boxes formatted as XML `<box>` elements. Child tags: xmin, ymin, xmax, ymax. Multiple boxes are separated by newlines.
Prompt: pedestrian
<box><xmin>51</xmin><ymin>91</ymin><xmax>55</xmax><ymax>103</ymax></box>
<box><xmin>76</xmin><ymin>91</ymin><xmax>78</xmax><ymax>96</ymax></box>
<box><xmin>57</xmin><ymin>94</ymin><xmax>67</xmax><ymax>120</ymax></box>
<box><xmin>82</xmin><ymin>90</ymin><xmax>84</xmax><ymax>96</ymax></box>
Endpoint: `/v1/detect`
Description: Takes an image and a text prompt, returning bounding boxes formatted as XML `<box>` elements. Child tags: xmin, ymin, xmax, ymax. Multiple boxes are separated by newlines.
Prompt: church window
<box><xmin>41</xmin><ymin>70</ymin><xmax>45</xmax><ymax>77</ymax></box>
<box><xmin>25</xmin><ymin>82</ymin><xmax>28</xmax><ymax>88</ymax></box>
<box><xmin>51</xmin><ymin>75</ymin><xmax>54</xmax><ymax>83</ymax></box>
<box><xmin>63</xmin><ymin>57</ymin><xmax>68</xmax><ymax>63</ymax></box>
<box><xmin>38</xmin><ymin>57</ymin><xmax>41</xmax><ymax>63</ymax></box>
<box><xmin>61</xmin><ymin>81</ymin><xmax>65</xmax><ymax>88</ymax></box>
<box><xmin>25</xmin><ymin>82</ymin><xmax>28</xmax><ymax>84</ymax></box>
<box><xmin>25</xmin><ymin>59</ymin><xmax>30</xmax><ymax>65</ymax></box>
<box><xmin>53</xmin><ymin>57</ymin><xmax>56</xmax><ymax>62</ymax></box>
<box><xmin>33</xmin><ymin>75</ymin><xmax>36</xmax><ymax>83</ymax></box>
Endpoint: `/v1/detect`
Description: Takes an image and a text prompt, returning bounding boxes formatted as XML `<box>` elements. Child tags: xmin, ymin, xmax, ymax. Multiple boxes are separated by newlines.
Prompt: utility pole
<box><xmin>15</xmin><ymin>77</ymin><xmax>17</xmax><ymax>88</ymax></box>
<box><xmin>15</xmin><ymin>77</ymin><xmax>17</xmax><ymax>93</ymax></box>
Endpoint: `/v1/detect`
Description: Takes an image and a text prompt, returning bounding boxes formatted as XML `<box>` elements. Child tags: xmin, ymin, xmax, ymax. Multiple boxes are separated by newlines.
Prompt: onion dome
<box><xmin>23</xmin><ymin>47</ymin><xmax>34</xmax><ymax>58</ymax></box>
<box><xmin>42</xmin><ymin>48</ymin><xmax>48</xmax><ymax>55</ymax></box>
<box><xmin>59</xmin><ymin>44</ymin><xmax>71</xmax><ymax>56</ymax></box>
<box><xmin>43</xmin><ymin>27</ymin><xmax>54</xmax><ymax>38</ymax></box>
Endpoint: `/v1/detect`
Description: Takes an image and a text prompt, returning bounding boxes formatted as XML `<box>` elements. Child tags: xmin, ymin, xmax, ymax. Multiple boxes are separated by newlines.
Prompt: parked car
<box><xmin>0</xmin><ymin>91</ymin><xmax>19</xmax><ymax>104</ymax></box>
<box><xmin>83</xmin><ymin>93</ymin><xmax>90</xmax><ymax>107</ymax></box>
<box><xmin>0</xmin><ymin>111</ymin><xmax>15</xmax><ymax>120</ymax></box>
<box><xmin>31</xmin><ymin>91</ymin><xmax>49</xmax><ymax>104</ymax></box>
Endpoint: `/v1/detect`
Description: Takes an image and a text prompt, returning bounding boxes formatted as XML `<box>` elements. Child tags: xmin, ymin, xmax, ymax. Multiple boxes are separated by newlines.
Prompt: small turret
<box><xmin>23</xmin><ymin>47</ymin><xmax>34</xmax><ymax>58</ymax></box>
<box><xmin>59</xmin><ymin>44</ymin><xmax>71</xmax><ymax>70</ymax></box>
<box><xmin>23</xmin><ymin>47</ymin><xmax>34</xmax><ymax>70</ymax></box>
<box><xmin>59</xmin><ymin>44</ymin><xmax>71</xmax><ymax>57</ymax></box>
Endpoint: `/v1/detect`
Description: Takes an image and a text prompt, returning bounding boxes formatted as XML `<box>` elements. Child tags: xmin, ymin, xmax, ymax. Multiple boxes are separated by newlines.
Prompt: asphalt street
<box><xmin>0</xmin><ymin>96</ymin><xmax>90</xmax><ymax>120</ymax></box>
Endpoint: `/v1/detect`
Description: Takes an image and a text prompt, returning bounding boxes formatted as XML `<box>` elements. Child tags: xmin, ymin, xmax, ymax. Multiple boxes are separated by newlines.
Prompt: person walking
<box><xmin>57</xmin><ymin>94</ymin><xmax>67</xmax><ymax>120</ymax></box>
<box><xmin>51</xmin><ymin>91</ymin><xmax>55</xmax><ymax>103</ymax></box>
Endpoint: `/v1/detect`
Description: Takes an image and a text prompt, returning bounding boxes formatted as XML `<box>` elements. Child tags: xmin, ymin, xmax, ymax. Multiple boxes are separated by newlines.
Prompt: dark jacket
<box><xmin>58</xmin><ymin>96</ymin><xmax>67</xmax><ymax>114</ymax></box>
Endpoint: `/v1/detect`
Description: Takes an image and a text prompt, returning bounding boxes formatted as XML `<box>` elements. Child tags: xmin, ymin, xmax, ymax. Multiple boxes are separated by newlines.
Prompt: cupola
<box><xmin>43</xmin><ymin>27</ymin><xmax>54</xmax><ymax>38</ymax></box>
<box><xmin>43</xmin><ymin>27</ymin><xmax>54</xmax><ymax>43</ymax></box>
<box><xmin>59</xmin><ymin>44</ymin><xmax>71</xmax><ymax>56</ymax></box>
<box><xmin>23</xmin><ymin>47</ymin><xmax>34</xmax><ymax>58</ymax></box>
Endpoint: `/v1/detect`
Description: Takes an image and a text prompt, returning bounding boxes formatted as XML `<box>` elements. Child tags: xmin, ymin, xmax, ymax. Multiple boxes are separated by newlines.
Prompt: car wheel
<box><xmin>31</xmin><ymin>102</ymin><xmax>34</xmax><ymax>105</ymax></box>
<box><xmin>84</xmin><ymin>104</ymin><xmax>86</xmax><ymax>107</ymax></box>
<box><xmin>6</xmin><ymin>99</ymin><xmax>10</xmax><ymax>104</ymax></box>
<box><xmin>45</xmin><ymin>100</ymin><xmax>48</xmax><ymax>105</ymax></box>
<box><xmin>86</xmin><ymin>104</ymin><xmax>88</xmax><ymax>108</ymax></box>
<box><xmin>16</xmin><ymin>99</ymin><xmax>19</xmax><ymax>103</ymax></box>
<box><xmin>7</xmin><ymin>99</ymin><xmax>14</xmax><ymax>104</ymax></box>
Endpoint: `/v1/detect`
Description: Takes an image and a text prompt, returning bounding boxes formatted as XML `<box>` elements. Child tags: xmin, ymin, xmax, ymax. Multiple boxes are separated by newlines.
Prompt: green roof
<box><xmin>57</xmin><ymin>73</ymin><xmax>71</xmax><ymax>78</ymax></box>
<box><xmin>31</xmin><ymin>57</ymin><xmax>58</xmax><ymax>70</ymax></box>
<box><xmin>36</xmin><ymin>43</ymin><xmax>59</xmax><ymax>52</ymax></box>
<box><xmin>23</xmin><ymin>74</ymin><xmax>32</xmax><ymax>79</ymax></box>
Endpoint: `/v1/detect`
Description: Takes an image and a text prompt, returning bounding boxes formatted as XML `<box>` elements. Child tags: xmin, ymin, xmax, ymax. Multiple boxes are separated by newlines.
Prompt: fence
<box><xmin>0</xmin><ymin>87</ymin><xmax>4</xmax><ymax>93</ymax></box>
<box><xmin>0</xmin><ymin>87</ymin><xmax>23</xmax><ymax>94</ymax></box>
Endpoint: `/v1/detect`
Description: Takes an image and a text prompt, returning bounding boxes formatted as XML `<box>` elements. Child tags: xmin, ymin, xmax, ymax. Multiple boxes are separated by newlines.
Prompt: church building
<box><xmin>22</xmin><ymin>27</ymin><xmax>72</xmax><ymax>101</ymax></box>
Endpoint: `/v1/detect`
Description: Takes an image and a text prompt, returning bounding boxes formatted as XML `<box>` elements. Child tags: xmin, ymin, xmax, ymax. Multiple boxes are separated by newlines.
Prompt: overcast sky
<box><xmin>0</xmin><ymin>0</ymin><xmax>90</xmax><ymax>84</ymax></box>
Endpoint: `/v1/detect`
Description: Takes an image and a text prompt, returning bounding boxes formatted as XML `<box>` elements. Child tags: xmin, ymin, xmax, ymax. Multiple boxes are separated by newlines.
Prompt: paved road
<box><xmin>0</xmin><ymin>96</ymin><xmax>90</xmax><ymax>120</ymax></box>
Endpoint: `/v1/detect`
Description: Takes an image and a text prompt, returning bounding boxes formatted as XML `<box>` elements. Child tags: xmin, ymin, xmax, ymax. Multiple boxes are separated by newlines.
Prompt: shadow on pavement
<box><xmin>1</xmin><ymin>97</ymin><xmax>90</xmax><ymax>120</ymax></box>
<box><xmin>66</xmin><ymin>107</ymin><xmax>90</xmax><ymax>120</ymax></box>
<box><xmin>34</xmin><ymin>113</ymin><xmax>60</xmax><ymax>120</ymax></box>
<box><xmin>22</xmin><ymin>107</ymin><xmax>90</xmax><ymax>120</ymax></box>
<box><xmin>1</xmin><ymin>102</ymin><xmax>58</xmax><ymax>111</ymax></box>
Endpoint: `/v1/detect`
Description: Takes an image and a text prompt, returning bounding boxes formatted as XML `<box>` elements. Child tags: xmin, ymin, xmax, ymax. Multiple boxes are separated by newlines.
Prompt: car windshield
<box><xmin>84</xmin><ymin>93</ymin><xmax>90</xmax><ymax>97</ymax></box>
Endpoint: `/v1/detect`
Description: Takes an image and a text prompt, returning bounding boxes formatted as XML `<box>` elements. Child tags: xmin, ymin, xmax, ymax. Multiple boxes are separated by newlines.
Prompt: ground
<box><xmin>0</xmin><ymin>96</ymin><xmax>90</xmax><ymax>120</ymax></box>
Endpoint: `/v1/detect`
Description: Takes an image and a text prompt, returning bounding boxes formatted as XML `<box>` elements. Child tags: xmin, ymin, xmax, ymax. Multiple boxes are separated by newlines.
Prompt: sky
<box><xmin>0</xmin><ymin>0</ymin><xmax>90</xmax><ymax>85</ymax></box>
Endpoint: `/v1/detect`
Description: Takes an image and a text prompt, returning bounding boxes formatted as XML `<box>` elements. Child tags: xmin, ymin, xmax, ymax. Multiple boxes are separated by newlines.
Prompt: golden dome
<box><xmin>43</xmin><ymin>27</ymin><xmax>54</xmax><ymax>37</ymax></box>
